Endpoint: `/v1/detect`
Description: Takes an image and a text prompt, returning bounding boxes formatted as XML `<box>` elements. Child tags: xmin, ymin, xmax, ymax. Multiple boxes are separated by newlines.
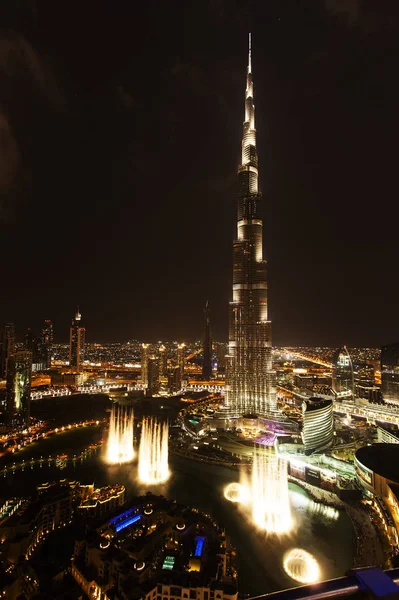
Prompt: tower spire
<box><xmin>248</xmin><ymin>32</ymin><xmax>252</xmax><ymax>74</ymax></box>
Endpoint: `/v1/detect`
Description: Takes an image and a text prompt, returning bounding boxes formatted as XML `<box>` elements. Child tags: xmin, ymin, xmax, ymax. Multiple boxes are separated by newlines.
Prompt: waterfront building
<box><xmin>302</xmin><ymin>397</ymin><xmax>334</xmax><ymax>454</ymax></box>
<box><xmin>141</xmin><ymin>343</ymin><xmax>149</xmax><ymax>387</ymax></box>
<box><xmin>202</xmin><ymin>301</ymin><xmax>212</xmax><ymax>380</ymax></box>
<box><xmin>355</xmin><ymin>444</ymin><xmax>399</xmax><ymax>547</ymax></box>
<box><xmin>159</xmin><ymin>344</ymin><xmax>168</xmax><ymax>377</ymax></box>
<box><xmin>0</xmin><ymin>322</ymin><xmax>15</xmax><ymax>380</ymax></box>
<box><xmin>381</xmin><ymin>342</ymin><xmax>399</xmax><ymax>406</ymax></box>
<box><xmin>69</xmin><ymin>309</ymin><xmax>85</xmax><ymax>371</ymax></box>
<box><xmin>78</xmin><ymin>484</ymin><xmax>125</xmax><ymax>517</ymax></box>
<box><xmin>147</xmin><ymin>356</ymin><xmax>160</xmax><ymax>395</ymax></box>
<box><xmin>177</xmin><ymin>343</ymin><xmax>185</xmax><ymax>378</ymax></box>
<box><xmin>5</xmin><ymin>350</ymin><xmax>32</xmax><ymax>426</ymax></box>
<box><xmin>225</xmin><ymin>34</ymin><xmax>276</xmax><ymax>418</ymax></box>
<box><xmin>332</xmin><ymin>346</ymin><xmax>354</xmax><ymax>400</ymax></box>
<box><xmin>72</xmin><ymin>496</ymin><xmax>237</xmax><ymax>600</ymax></box>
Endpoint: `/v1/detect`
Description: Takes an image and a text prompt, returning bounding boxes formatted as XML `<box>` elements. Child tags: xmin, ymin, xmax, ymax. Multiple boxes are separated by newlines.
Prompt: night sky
<box><xmin>0</xmin><ymin>1</ymin><xmax>398</xmax><ymax>347</ymax></box>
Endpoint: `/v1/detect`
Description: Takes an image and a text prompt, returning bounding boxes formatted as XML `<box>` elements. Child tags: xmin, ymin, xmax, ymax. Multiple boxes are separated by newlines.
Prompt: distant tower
<box><xmin>40</xmin><ymin>320</ymin><xmax>53</xmax><ymax>369</ymax></box>
<box><xmin>302</xmin><ymin>397</ymin><xmax>334</xmax><ymax>454</ymax></box>
<box><xmin>168</xmin><ymin>367</ymin><xmax>181</xmax><ymax>394</ymax></box>
<box><xmin>332</xmin><ymin>346</ymin><xmax>354</xmax><ymax>400</ymax></box>
<box><xmin>69</xmin><ymin>309</ymin><xmax>85</xmax><ymax>371</ymax></box>
<box><xmin>226</xmin><ymin>34</ymin><xmax>276</xmax><ymax>418</ymax></box>
<box><xmin>159</xmin><ymin>344</ymin><xmax>168</xmax><ymax>377</ymax></box>
<box><xmin>147</xmin><ymin>356</ymin><xmax>160</xmax><ymax>396</ymax></box>
<box><xmin>381</xmin><ymin>343</ymin><xmax>399</xmax><ymax>406</ymax></box>
<box><xmin>0</xmin><ymin>323</ymin><xmax>15</xmax><ymax>380</ymax></box>
<box><xmin>6</xmin><ymin>350</ymin><xmax>32</xmax><ymax>426</ymax></box>
<box><xmin>141</xmin><ymin>344</ymin><xmax>149</xmax><ymax>387</ymax></box>
<box><xmin>202</xmin><ymin>301</ymin><xmax>212</xmax><ymax>380</ymax></box>
<box><xmin>177</xmin><ymin>343</ymin><xmax>185</xmax><ymax>378</ymax></box>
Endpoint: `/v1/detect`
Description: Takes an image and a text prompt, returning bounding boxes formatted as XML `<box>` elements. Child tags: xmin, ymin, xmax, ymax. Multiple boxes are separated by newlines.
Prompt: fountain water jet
<box><xmin>251</xmin><ymin>448</ymin><xmax>292</xmax><ymax>534</ymax></box>
<box><xmin>105</xmin><ymin>404</ymin><xmax>134</xmax><ymax>464</ymax></box>
<box><xmin>138</xmin><ymin>418</ymin><xmax>169</xmax><ymax>484</ymax></box>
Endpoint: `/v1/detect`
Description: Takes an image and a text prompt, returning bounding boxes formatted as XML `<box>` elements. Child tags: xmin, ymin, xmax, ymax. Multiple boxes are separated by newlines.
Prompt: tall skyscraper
<box><xmin>226</xmin><ymin>34</ymin><xmax>276</xmax><ymax>418</ymax></box>
<box><xmin>159</xmin><ymin>344</ymin><xmax>168</xmax><ymax>377</ymax></box>
<box><xmin>6</xmin><ymin>350</ymin><xmax>32</xmax><ymax>426</ymax></box>
<box><xmin>0</xmin><ymin>322</ymin><xmax>15</xmax><ymax>380</ymax></box>
<box><xmin>177</xmin><ymin>343</ymin><xmax>185</xmax><ymax>379</ymax></box>
<box><xmin>332</xmin><ymin>346</ymin><xmax>354</xmax><ymax>400</ymax></box>
<box><xmin>202</xmin><ymin>301</ymin><xmax>212</xmax><ymax>380</ymax></box>
<box><xmin>381</xmin><ymin>343</ymin><xmax>399</xmax><ymax>406</ymax></box>
<box><xmin>40</xmin><ymin>320</ymin><xmax>53</xmax><ymax>369</ymax></box>
<box><xmin>147</xmin><ymin>356</ymin><xmax>160</xmax><ymax>396</ymax></box>
<box><xmin>69</xmin><ymin>309</ymin><xmax>85</xmax><ymax>372</ymax></box>
<box><xmin>141</xmin><ymin>344</ymin><xmax>149</xmax><ymax>388</ymax></box>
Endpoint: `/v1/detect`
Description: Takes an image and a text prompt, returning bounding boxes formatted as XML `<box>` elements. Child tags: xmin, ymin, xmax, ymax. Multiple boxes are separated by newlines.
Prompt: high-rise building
<box><xmin>158</xmin><ymin>344</ymin><xmax>168</xmax><ymax>377</ymax></box>
<box><xmin>0</xmin><ymin>323</ymin><xmax>15</xmax><ymax>380</ymax></box>
<box><xmin>332</xmin><ymin>346</ymin><xmax>354</xmax><ymax>400</ymax></box>
<box><xmin>24</xmin><ymin>328</ymin><xmax>45</xmax><ymax>371</ymax></box>
<box><xmin>5</xmin><ymin>350</ymin><xmax>32</xmax><ymax>426</ymax></box>
<box><xmin>40</xmin><ymin>320</ymin><xmax>53</xmax><ymax>369</ymax></box>
<box><xmin>381</xmin><ymin>343</ymin><xmax>399</xmax><ymax>406</ymax></box>
<box><xmin>202</xmin><ymin>301</ymin><xmax>212</xmax><ymax>380</ymax></box>
<box><xmin>216</xmin><ymin>342</ymin><xmax>227</xmax><ymax>373</ymax></box>
<box><xmin>226</xmin><ymin>34</ymin><xmax>276</xmax><ymax>418</ymax></box>
<box><xmin>168</xmin><ymin>366</ymin><xmax>181</xmax><ymax>394</ymax></box>
<box><xmin>69</xmin><ymin>309</ymin><xmax>85</xmax><ymax>372</ymax></box>
<box><xmin>141</xmin><ymin>344</ymin><xmax>149</xmax><ymax>388</ymax></box>
<box><xmin>147</xmin><ymin>356</ymin><xmax>160</xmax><ymax>396</ymax></box>
<box><xmin>177</xmin><ymin>343</ymin><xmax>185</xmax><ymax>379</ymax></box>
<box><xmin>302</xmin><ymin>397</ymin><xmax>334</xmax><ymax>454</ymax></box>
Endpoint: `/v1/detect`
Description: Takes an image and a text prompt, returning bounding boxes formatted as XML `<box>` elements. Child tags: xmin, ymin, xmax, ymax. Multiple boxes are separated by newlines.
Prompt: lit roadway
<box><xmin>286</xmin><ymin>352</ymin><xmax>332</xmax><ymax>369</ymax></box>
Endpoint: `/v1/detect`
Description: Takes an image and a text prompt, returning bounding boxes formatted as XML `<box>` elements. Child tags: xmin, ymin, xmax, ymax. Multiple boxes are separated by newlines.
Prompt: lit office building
<box><xmin>0</xmin><ymin>322</ymin><xmax>15</xmax><ymax>380</ymax></box>
<box><xmin>141</xmin><ymin>343</ymin><xmax>149</xmax><ymax>388</ymax></box>
<box><xmin>158</xmin><ymin>344</ymin><xmax>168</xmax><ymax>377</ymax></box>
<box><xmin>69</xmin><ymin>309</ymin><xmax>85</xmax><ymax>372</ymax></box>
<box><xmin>5</xmin><ymin>350</ymin><xmax>32</xmax><ymax>426</ymax></box>
<box><xmin>226</xmin><ymin>34</ymin><xmax>276</xmax><ymax>418</ymax></box>
<box><xmin>332</xmin><ymin>346</ymin><xmax>354</xmax><ymax>400</ymax></box>
<box><xmin>302</xmin><ymin>398</ymin><xmax>334</xmax><ymax>455</ymax></box>
<box><xmin>147</xmin><ymin>356</ymin><xmax>160</xmax><ymax>396</ymax></box>
<box><xmin>381</xmin><ymin>343</ymin><xmax>399</xmax><ymax>406</ymax></box>
<box><xmin>168</xmin><ymin>366</ymin><xmax>181</xmax><ymax>394</ymax></box>
<box><xmin>177</xmin><ymin>343</ymin><xmax>185</xmax><ymax>378</ymax></box>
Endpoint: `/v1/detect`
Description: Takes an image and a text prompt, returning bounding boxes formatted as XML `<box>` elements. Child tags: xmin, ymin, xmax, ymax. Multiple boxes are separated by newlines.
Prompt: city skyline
<box><xmin>0</xmin><ymin>3</ymin><xmax>398</xmax><ymax>347</ymax></box>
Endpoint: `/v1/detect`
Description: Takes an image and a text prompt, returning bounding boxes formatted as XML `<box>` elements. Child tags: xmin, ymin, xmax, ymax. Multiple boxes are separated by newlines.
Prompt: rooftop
<box><xmin>356</xmin><ymin>444</ymin><xmax>399</xmax><ymax>482</ymax></box>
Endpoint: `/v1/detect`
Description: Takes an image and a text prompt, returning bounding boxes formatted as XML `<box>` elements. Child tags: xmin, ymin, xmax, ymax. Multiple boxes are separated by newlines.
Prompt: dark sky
<box><xmin>0</xmin><ymin>0</ymin><xmax>398</xmax><ymax>346</ymax></box>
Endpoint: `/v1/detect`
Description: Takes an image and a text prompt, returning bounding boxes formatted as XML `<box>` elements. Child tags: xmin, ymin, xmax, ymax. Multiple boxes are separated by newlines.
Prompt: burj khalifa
<box><xmin>225</xmin><ymin>34</ymin><xmax>277</xmax><ymax>418</ymax></box>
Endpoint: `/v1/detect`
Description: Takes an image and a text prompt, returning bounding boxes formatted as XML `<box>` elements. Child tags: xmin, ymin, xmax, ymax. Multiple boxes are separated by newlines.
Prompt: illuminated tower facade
<box><xmin>141</xmin><ymin>344</ymin><xmax>149</xmax><ymax>388</ymax></box>
<box><xmin>202</xmin><ymin>301</ymin><xmax>212</xmax><ymax>380</ymax></box>
<box><xmin>177</xmin><ymin>343</ymin><xmax>185</xmax><ymax>379</ymax></box>
<box><xmin>69</xmin><ymin>309</ymin><xmax>85</xmax><ymax>372</ymax></box>
<box><xmin>159</xmin><ymin>344</ymin><xmax>168</xmax><ymax>377</ymax></box>
<box><xmin>6</xmin><ymin>350</ymin><xmax>32</xmax><ymax>426</ymax></box>
<box><xmin>332</xmin><ymin>346</ymin><xmax>354</xmax><ymax>401</ymax></box>
<box><xmin>226</xmin><ymin>34</ymin><xmax>276</xmax><ymax>418</ymax></box>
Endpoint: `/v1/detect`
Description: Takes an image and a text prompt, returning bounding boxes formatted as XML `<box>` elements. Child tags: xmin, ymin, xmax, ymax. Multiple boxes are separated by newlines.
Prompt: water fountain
<box><xmin>283</xmin><ymin>548</ymin><xmax>320</xmax><ymax>583</ymax></box>
<box><xmin>138</xmin><ymin>418</ymin><xmax>169</xmax><ymax>484</ymax></box>
<box><xmin>225</xmin><ymin>445</ymin><xmax>292</xmax><ymax>534</ymax></box>
<box><xmin>250</xmin><ymin>447</ymin><xmax>292</xmax><ymax>534</ymax></box>
<box><xmin>105</xmin><ymin>404</ymin><xmax>135</xmax><ymax>464</ymax></box>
